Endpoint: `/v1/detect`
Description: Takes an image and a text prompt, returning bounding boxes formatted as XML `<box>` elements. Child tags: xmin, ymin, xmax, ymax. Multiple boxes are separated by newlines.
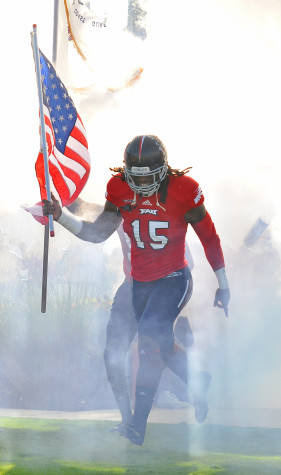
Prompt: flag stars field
<box><xmin>39</xmin><ymin>51</ymin><xmax>78</xmax><ymax>153</ymax></box>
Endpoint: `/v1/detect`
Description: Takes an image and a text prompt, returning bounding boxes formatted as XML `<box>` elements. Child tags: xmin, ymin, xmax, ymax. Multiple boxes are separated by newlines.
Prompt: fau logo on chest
<box><xmin>139</xmin><ymin>209</ymin><xmax>158</xmax><ymax>215</ymax></box>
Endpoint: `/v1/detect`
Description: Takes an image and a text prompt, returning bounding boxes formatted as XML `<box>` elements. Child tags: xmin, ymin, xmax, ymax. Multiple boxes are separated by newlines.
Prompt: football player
<box><xmin>67</xmin><ymin>198</ymin><xmax>195</xmax><ymax>429</ymax></box>
<box><xmin>43</xmin><ymin>135</ymin><xmax>230</xmax><ymax>445</ymax></box>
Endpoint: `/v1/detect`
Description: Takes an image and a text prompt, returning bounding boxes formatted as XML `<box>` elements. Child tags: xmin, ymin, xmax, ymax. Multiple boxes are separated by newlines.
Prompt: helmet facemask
<box><xmin>124</xmin><ymin>164</ymin><xmax>167</xmax><ymax>197</ymax></box>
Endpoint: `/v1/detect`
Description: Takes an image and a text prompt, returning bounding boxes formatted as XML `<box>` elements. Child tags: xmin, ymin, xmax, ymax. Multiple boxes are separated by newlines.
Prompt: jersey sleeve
<box><xmin>105</xmin><ymin>175</ymin><xmax>121</xmax><ymax>205</ymax></box>
<box><xmin>180</xmin><ymin>175</ymin><xmax>205</xmax><ymax>210</ymax></box>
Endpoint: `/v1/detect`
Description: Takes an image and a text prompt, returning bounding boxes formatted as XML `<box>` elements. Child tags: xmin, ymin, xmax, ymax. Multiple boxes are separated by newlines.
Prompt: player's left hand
<box><xmin>214</xmin><ymin>288</ymin><xmax>230</xmax><ymax>317</ymax></box>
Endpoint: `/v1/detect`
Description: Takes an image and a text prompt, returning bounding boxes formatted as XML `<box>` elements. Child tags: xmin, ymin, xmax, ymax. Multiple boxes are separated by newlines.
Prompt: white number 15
<box><xmin>131</xmin><ymin>220</ymin><xmax>169</xmax><ymax>250</ymax></box>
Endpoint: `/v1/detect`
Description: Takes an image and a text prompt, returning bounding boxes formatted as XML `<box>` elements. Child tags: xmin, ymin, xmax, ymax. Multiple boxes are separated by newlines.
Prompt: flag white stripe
<box><xmin>75</xmin><ymin>116</ymin><xmax>88</xmax><ymax>140</ymax></box>
<box><xmin>54</xmin><ymin>146</ymin><xmax>87</xmax><ymax>179</ymax></box>
<box><xmin>66</xmin><ymin>135</ymin><xmax>90</xmax><ymax>167</ymax></box>
<box><xmin>21</xmin><ymin>203</ymin><xmax>43</xmax><ymax>217</ymax></box>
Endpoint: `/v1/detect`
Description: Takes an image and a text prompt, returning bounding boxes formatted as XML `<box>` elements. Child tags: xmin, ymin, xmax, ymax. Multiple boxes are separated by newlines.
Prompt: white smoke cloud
<box><xmin>1</xmin><ymin>0</ymin><xmax>281</xmax><ymax>419</ymax></box>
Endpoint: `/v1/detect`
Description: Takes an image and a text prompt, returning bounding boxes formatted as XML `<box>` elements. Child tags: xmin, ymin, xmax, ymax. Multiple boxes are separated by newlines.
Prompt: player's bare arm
<box><xmin>43</xmin><ymin>193</ymin><xmax>121</xmax><ymax>243</ymax></box>
<box><xmin>67</xmin><ymin>197</ymin><xmax>103</xmax><ymax>219</ymax></box>
<box><xmin>184</xmin><ymin>203</ymin><xmax>206</xmax><ymax>224</ymax></box>
<box><xmin>79</xmin><ymin>200</ymin><xmax>121</xmax><ymax>242</ymax></box>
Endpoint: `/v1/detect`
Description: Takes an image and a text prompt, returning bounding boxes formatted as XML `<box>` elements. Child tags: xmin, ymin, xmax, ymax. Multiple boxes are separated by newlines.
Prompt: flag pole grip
<box><xmin>31</xmin><ymin>24</ymin><xmax>55</xmax><ymax>237</ymax></box>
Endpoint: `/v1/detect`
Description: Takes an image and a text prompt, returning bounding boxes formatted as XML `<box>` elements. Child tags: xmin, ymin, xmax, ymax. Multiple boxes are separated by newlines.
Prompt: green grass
<box><xmin>0</xmin><ymin>418</ymin><xmax>281</xmax><ymax>474</ymax></box>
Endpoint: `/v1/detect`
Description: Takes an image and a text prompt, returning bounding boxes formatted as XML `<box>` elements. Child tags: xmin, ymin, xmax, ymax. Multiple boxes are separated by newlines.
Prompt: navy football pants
<box><xmin>132</xmin><ymin>266</ymin><xmax>193</xmax><ymax>354</ymax></box>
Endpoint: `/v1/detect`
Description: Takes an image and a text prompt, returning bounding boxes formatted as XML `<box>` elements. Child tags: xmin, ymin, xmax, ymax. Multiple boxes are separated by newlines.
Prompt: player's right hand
<box><xmin>42</xmin><ymin>192</ymin><xmax>62</xmax><ymax>221</ymax></box>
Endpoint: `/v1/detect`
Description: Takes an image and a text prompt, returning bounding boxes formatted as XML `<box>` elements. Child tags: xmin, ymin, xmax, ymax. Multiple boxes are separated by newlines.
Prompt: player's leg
<box><xmin>151</xmin><ymin>268</ymin><xmax>193</xmax><ymax>384</ymax></box>
<box><xmin>104</xmin><ymin>278</ymin><xmax>137</xmax><ymax>425</ymax></box>
<box><xmin>155</xmin><ymin>315</ymin><xmax>195</xmax><ymax>407</ymax></box>
<box><xmin>119</xmin><ymin>332</ymin><xmax>165</xmax><ymax>445</ymax></box>
<box><xmin>156</xmin><ymin>270</ymin><xmax>211</xmax><ymax>423</ymax></box>
<box><xmin>174</xmin><ymin>315</ymin><xmax>194</xmax><ymax>348</ymax></box>
<box><xmin>121</xmin><ymin>270</ymin><xmax>191</xmax><ymax>444</ymax></box>
<box><xmin>119</xmin><ymin>279</ymin><xmax>165</xmax><ymax>444</ymax></box>
<box><xmin>122</xmin><ymin>268</ymin><xmax>210</xmax><ymax>444</ymax></box>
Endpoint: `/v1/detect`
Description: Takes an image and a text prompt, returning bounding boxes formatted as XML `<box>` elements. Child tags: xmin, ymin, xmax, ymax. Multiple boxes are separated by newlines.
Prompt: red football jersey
<box><xmin>106</xmin><ymin>174</ymin><xmax>204</xmax><ymax>281</ymax></box>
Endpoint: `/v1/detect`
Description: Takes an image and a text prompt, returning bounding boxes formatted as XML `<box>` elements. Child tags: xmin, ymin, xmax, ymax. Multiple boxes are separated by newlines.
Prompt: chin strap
<box><xmin>155</xmin><ymin>192</ymin><xmax>166</xmax><ymax>211</ymax></box>
<box><xmin>122</xmin><ymin>189</ymin><xmax>167</xmax><ymax>212</ymax></box>
<box><xmin>132</xmin><ymin>191</ymin><xmax>137</xmax><ymax>206</ymax></box>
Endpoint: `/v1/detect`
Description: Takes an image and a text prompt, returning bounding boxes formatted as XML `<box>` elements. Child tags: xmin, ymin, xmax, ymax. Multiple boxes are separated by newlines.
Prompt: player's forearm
<box><xmin>191</xmin><ymin>212</ymin><xmax>229</xmax><ymax>289</ymax></box>
<box><xmin>57</xmin><ymin>210</ymin><xmax>121</xmax><ymax>243</ymax></box>
<box><xmin>200</xmin><ymin>235</ymin><xmax>225</xmax><ymax>271</ymax></box>
<box><xmin>192</xmin><ymin>212</ymin><xmax>225</xmax><ymax>269</ymax></box>
<box><xmin>67</xmin><ymin>197</ymin><xmax>103</xmax><ymax>219</ymax></box>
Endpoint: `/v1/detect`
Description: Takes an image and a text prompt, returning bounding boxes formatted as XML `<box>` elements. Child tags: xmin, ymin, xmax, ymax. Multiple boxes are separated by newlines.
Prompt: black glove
<box><xmin>214</xmin><ymin>288</ymin><xmax>230</xmax><ymax>317</ymax></box>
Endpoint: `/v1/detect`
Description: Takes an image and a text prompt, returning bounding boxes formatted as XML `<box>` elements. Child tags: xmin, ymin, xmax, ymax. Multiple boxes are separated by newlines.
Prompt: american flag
<box><xmin>35</xmin><ymin>50</ymin><xmax>91</xmax><ymax>209</ymax></box>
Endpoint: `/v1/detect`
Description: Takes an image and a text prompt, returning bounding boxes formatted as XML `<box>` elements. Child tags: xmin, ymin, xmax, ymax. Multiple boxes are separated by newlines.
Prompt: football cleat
<box><xmin>118</xmin><ymin>423</ymin><xmax>145</xmax><ymax>446</ymax></box>
<box><xmin>110</xmin><ymin>422</ymin><xmax>126</xmax><ymax>433</ymax></box>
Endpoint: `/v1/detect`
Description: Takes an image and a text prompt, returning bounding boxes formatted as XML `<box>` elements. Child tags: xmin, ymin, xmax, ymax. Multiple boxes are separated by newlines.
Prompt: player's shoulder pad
<box><xmin>106</xmin><ymin>173</ymin><xmax>124</xmax><ymax>199</ymax></box>
<box><xmin>169</xmin><ymin>174</ymin><xmax>204</xmax><ymax>204</ymax></box>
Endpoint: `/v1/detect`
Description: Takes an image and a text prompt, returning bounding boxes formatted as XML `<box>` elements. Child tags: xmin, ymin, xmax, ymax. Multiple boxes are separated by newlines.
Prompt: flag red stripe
<box><xmin>56</xmin><ymin>162</ymin><xmax>81</xmax><ymax>183</ymax></box>
<box><xmin>48</xmin><ymin>161</ymin><xmax>72</xmax><ymax>201</ymax></box>
<box><xmin>71</xmin><ymin>125</ymin><xmax>88</xmax><ymax>149</ymax></box>
<box><xmin>64</xmin><ymin>171</ymin><xmax>89</xmax><ymax>206</ymax></box>
<box><xmin>44</xmin><ymin>113</ymin><xmax>52</xmax><ymax>130</ymax></box>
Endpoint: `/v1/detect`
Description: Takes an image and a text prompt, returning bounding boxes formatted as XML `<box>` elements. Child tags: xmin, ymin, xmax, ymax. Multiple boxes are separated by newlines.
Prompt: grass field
<box><xmin>0</xmin><ymin>417</ymin><xmax>281</xmax><ymax>474</ymax></box>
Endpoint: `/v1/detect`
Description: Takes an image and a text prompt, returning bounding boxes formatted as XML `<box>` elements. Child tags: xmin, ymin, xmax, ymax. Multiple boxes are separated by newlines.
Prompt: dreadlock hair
<box><xmin>109</xmin><ymin>165</ymin><xmax>192</xmax><ymax>203</ymax></box>
<box><xmin>166</xmin><ymin>166</ymin><xmax>192</xmax><ymax>176</ymax></box>
<box><xmin>109</xmin><ymin>166</ymin><xmax>126</xmax><ymax>179</ymax></box>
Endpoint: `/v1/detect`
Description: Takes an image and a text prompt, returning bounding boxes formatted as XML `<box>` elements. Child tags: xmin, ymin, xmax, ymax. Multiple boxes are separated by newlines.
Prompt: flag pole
<box><xmin>39</xmin><ymin>0</ymin><xmax>60</xmax><ymax>314</ymax></box>
<box><xmin>31</xmin><ymin>25</ymin><xmax>55</xmax><ymax>237</ymax></box>
<box><xmin>38</xmin><ymin>0</ymin><xmax>60</xmax><ymax>313</ymax></box>
<box><xmin>31</xmin><ymin>24</ymin><xmax>55</xmax><ymax>313</ymax></box>
<box><xmin>41</xmin><ymin>224</ymin><xmax>49</xmax><ymax>313</ymax></box>
<box><xmin>52</xmin><ymin>0</ymin><xmax>59</xmax><ymax>66</ymax></box>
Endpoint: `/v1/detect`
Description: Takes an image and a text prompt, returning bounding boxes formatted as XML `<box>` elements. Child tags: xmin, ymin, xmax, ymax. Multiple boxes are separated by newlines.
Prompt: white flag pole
<box><xmin>52</xmin><ymin>0</ymin><xmax>59</xmax><ymax>65</ymax></box>
<box><xmin>31</xmin><ymin>24</ymin><xmax>55</xmax><ymax>313</ymax></box>
<box><xmin>31</xmin><ymin>24</ymin><xmax>55</xmax><ymax>238</ymax></box>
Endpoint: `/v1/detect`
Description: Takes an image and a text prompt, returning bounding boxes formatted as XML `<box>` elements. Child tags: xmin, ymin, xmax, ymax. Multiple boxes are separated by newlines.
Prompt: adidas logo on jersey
<box><xmin>142</xmin><ymin>199</ymin><xmax>152</xmax><ymax>206</ymax></box>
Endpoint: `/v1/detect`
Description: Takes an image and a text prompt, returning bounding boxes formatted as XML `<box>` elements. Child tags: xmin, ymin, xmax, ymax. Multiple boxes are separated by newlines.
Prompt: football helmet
<box><xmin>123</xmin><ymin>135</ymin><xmax>168</xmax><ymax>197</ymax></box>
